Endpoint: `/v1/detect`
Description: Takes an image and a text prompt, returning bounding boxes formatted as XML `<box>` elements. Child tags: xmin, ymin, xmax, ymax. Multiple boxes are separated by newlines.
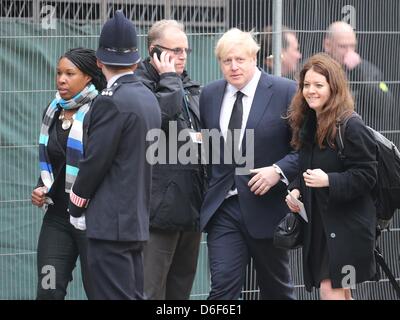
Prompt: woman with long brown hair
<box><xmin>286</xmin><ymin>53</ymin><xmax>377</xmax><ymax>299</ymax></box>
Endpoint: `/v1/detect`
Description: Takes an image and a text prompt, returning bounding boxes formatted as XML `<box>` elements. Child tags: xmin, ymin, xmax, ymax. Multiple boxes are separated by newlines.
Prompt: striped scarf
<box><xmin>39</xmin><ymin>84</ymin><xmax>98</xmax><ymax>193</ymax></box>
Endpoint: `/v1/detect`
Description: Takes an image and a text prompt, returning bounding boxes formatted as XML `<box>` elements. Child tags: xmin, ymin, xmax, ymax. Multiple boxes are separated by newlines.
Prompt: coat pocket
<box><xmin>150</xmin><ymin>169</ymin><xmax>203</xmax><ymax>231</ymax></box>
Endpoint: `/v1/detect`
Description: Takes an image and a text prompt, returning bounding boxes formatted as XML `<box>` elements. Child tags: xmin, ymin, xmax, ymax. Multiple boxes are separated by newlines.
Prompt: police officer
<box><xmin>68</xmin><ymin>10</ymin><xmax>161</xmax><ymax>300</ymax></box>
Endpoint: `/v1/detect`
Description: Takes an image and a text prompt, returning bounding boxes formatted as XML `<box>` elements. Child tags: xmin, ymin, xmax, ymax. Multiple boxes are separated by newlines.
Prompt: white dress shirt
<box><xmin>219</xmin><ymin>69</ymin><xmax>288</xmax><ymax>198</ymax></box>
<box><xmin>219</xmin><ymin>69</ymin><xmax>261</xmax><ymax>145</ymax></box>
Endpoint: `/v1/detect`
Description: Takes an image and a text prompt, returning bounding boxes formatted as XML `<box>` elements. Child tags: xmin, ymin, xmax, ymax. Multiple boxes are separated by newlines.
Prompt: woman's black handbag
<box><xmin>273</xmin><ymin>212</ymin><xmax>303</xmax><ymax>250</ymax></box>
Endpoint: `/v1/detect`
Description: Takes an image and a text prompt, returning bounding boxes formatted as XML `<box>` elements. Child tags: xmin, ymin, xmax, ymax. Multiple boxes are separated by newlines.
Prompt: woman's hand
<box><xmin>248</xmin><ymin>166</ymin><xmax>281</xmax><ymax>196</ymax></box>
<box><xmin>303</xmin><ymin>169</ymin><xmax>329</xmax><ymax>188</ymax></box>
<box><xmin>31</xmin><ymin>186</ymin><xmax>47</xmax><ymax>208</ymax></box>
<box><xmin>285</xmin><ymin>189</ymin><xmax>301</xmax><ymax>213</ymax></box>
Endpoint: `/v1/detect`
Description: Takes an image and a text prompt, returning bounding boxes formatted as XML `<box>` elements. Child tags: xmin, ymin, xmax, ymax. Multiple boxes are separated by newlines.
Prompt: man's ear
<box><xmin>96</xmin><ymin>59</ymin><xmax>104</xmax><ymax>69</ymax></box>
<box><xmin>323</xmin><ymin>38</ymin><xmax>331</xmax><ymax>53</ymax></box>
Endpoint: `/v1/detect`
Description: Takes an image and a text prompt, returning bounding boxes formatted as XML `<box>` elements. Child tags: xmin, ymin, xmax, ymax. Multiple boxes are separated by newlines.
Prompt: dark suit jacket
<box><xmin>200</xmin><ymin>71</ymin><xmax>298</xmax><ymax>238</ymax></box>
<box><xmin>69</xmin><ymin>74</ymin><xmax>161</xmax><ymax>241</ymax></box>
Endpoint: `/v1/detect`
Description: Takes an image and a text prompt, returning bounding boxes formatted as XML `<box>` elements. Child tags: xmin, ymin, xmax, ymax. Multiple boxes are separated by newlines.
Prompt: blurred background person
<box><xmin>31</xmin><ymin>47</ymin><xmax>106</xmax><ymax>299</ymax></box>
<box><xmin>323</xmin><ymin>21</ymin><xmax>396</xmax><ymax>132</ymax></box>
<box><xmin>258</xmin><ymin>25</ymin><xmax>302</xmax><ymax>80</ymax></box>
<box><xmin>135</xmin><ymin>20</ymin><xmax>206</xmax><ymax>300</ymax></box>
<box><xmin>286</xmin><ymin>53</ymin><xmax>377</xmax><ymax>300</ymax></box>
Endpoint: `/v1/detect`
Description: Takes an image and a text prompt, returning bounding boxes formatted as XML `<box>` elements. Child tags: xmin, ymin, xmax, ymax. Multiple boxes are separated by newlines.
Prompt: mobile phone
<box><xmin>150</xmin><ymin>46</ymin><xmax>163</xmax><ymax>60</ymax></box>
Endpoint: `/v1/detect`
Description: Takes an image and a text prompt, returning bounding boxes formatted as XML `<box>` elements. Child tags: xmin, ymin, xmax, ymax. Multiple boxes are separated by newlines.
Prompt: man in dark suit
<box><xmin>68</xmin><ymin>11</ymin><xmax>161</xmax><ymax>299</ymax></box>
<box><xmin>200</xmin><ymin>28</ymin><xmax>298</xmax><ymax>299</ymax></box>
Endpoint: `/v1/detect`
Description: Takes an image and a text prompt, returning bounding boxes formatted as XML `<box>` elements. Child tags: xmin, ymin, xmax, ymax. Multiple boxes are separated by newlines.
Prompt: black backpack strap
<box><xmin>374</xmin><ymin>247</ymin><xmax>400</xmax><ymax>298</ymax></box>
<box><xmin>335</xmin><ymin>112</ymin><xmax>361</xmax><ymax>160</ymax></box>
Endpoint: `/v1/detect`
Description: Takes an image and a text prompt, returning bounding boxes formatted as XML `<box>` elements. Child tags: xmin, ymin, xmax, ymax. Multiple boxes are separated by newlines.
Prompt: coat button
<box><xmin>330</xmin><ymin>232</ymin><xmax>336</xmax><ymax>238</ymax></box>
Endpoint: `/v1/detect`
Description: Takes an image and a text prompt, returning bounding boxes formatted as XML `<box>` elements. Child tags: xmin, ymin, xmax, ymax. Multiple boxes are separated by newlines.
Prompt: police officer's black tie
<box><xmin>227</xmin><ymin>91</ymin><xmax>244</xmax><ymax>164</ymax></box>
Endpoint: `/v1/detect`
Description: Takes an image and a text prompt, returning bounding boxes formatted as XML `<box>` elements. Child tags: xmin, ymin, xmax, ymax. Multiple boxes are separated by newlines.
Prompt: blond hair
<box><xmin>215</xmin><ymin>28</ymin><xmax>260</xmax><ymax>60</ymax></box>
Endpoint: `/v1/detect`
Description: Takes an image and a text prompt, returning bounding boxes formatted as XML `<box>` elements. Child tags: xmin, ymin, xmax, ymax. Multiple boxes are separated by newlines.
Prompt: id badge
<box><xmin>189</xmin><ymin>131</ymin><xmax>202</xmax><ymax>144</ymax></box>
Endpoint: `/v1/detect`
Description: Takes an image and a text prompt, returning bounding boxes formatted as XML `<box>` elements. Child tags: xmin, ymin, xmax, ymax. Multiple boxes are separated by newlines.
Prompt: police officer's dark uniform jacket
<box><xmin>135</xmin><ymin>58</ymin><xmax>206</xmax><ymax>232</ymax></box>
<box><xmin>69</xmin><ymin>75</ymin><xmax>161</xmax><ymax>241</ymax></box>
<box><xmin>67</xmin><ymin>9</ymin><xmax>161</xmax><ymax>300</ymax></box>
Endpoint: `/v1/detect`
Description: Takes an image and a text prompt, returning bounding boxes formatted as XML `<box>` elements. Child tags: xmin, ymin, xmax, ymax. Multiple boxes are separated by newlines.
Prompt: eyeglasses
<box><xmin>155</xmin><ymin>45</ymin><xmax>192</xmax><ymax>55</ymax></box>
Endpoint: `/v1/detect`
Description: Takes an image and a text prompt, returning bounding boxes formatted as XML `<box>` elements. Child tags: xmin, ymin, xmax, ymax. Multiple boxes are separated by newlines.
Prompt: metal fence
<box><xmin>0</xmin><ymin>0</ymin><xmax>399</xmax><ymax>300</ymax></box>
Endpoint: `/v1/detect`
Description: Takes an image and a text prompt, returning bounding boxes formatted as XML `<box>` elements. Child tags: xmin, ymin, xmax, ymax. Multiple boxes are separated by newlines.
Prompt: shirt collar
<box><xmin>226</xmin><ymin>68</ymin><xmax>262</xmax><ymax>98</ymax></box>
<box><xmin>107</xmin><ymin>71</ymin><xmax>134</xmax><ymax>88</ymax></box>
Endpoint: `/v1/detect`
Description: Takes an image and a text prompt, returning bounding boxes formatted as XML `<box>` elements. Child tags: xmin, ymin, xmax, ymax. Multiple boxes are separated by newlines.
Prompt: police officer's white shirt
<box><xmin>107</xmin><ymin>71</ymin><xmax>134</xmax><ymax>88</ymax></box>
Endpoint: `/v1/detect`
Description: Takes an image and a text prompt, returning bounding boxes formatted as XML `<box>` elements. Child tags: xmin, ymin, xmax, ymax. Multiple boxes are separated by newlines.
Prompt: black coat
<box><xmin>347</xmin><ymin>60</ymin><xmax>397</xmax><ymax>132</ymax></box>
<box><xmin>69</xmin><ymin>74</ymin><xmax>161</xmax><ymax>241</ymax></box>
<box><xmin>135</xmin><ymin>59</ymin><xmax>206</xmax><ymax>231</ymax></box>
<box><xmin>290</xmin><ymin>112</ymin><xmax>378</xmax><ymax>290</ymax></box>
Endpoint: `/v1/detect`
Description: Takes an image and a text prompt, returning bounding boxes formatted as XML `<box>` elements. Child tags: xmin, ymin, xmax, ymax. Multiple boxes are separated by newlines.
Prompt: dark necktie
<box><xmin>227</xmin><ymin>91</ymin><xmax>244</xmax><ymax>152</ymax></box>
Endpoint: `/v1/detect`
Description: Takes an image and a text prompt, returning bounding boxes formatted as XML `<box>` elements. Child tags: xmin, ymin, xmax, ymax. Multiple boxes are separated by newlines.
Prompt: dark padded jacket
<box><xmin>135</xmin><ymin>58</ymin><xmax>206</xmax><ymax>231</ymax></box>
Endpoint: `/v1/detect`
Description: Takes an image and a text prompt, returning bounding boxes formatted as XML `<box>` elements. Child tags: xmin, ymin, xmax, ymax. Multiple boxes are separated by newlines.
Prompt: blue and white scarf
<box><xmin>39</xmin><ymin>84</ymin><xmax>98</xmax><ymax>193</ymax></box>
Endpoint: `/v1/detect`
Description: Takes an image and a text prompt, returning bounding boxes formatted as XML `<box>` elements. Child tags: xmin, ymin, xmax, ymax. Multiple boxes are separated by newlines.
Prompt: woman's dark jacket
<box><xmin>290</xmin><ymin>111</ymin><xmax>378</xmax><ymax>290</ymax></box>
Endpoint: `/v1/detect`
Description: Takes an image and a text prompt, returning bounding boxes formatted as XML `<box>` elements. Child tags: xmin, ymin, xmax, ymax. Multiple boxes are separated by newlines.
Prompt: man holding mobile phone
<box><xmin>135</xmin><ymin>20</ymin><xmax>206</xmax><ymax>300</ymax></box>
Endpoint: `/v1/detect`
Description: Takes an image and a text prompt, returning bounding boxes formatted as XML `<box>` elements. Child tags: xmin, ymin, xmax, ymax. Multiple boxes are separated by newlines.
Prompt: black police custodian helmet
<box><xmin>96</xmin><ymin>10</ymin><xmax>140</xmax><ymax>66</ymax></box>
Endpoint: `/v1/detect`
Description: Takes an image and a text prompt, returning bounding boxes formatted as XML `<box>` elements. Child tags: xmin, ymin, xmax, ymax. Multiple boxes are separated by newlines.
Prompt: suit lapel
<box><xmin>211</xmin><ymin>80</ymin><xmax>228</xmax><ymax>130</ymax></box>
<box><xmin>245</xmin><ymin>72</ymin><xmax>273</xmax><ymax>131</ymax></box>
<box><xmin>241</xmin><ymin>72</ymin><xmax>273</xmax><ymax>153</ymax></box>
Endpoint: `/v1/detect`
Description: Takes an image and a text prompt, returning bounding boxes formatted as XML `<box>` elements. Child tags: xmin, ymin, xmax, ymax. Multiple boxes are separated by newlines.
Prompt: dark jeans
<box><xmin>36</xmin><ymin>213</ymin><xmax>92</xmax><ymax>300</ymax></box>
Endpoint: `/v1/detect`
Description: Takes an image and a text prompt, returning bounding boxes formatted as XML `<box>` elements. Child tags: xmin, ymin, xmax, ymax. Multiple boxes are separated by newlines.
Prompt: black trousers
<box><xmin>87</xmin><ymin>238</ymin><xmax>145</xmax><ymax>300</ymax></box>
<box><xmin>206</xmin><ymin>196</ymin><xmax>295</xmax><ymax>300</ymax></box>
<box><xmin>36</xmin><ymin>213</ymin><xmax>92</xmax><ymax>300</ymax></box>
